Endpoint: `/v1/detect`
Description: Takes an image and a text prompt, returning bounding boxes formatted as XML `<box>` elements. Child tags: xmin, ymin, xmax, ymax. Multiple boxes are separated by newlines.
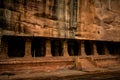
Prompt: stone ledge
<box><xmin>0</xmin><ymin>57</ymin><xmax>74</xmax><ymax>64</ymax></box>
<box><xmin>93</xmin><ymin>56</ymin><xmax>119</xmax><ymax>61</ymax></box>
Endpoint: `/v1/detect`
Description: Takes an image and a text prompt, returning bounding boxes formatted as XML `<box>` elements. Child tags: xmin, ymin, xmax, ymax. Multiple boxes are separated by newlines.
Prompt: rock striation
<box><xmin>0</xmin><ymin>0</ymin><xmax>120</xmax><ymax>41</ymax></box>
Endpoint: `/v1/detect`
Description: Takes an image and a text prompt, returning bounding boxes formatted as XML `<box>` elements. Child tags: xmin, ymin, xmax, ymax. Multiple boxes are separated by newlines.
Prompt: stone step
<box><xmin>75</xmin><ymin>57</ymin><xmax>96</xmax><ymax>70</ymax></box>
<box><xmin>95</xmin><ymin>59</ymin><xmax>119</xmax><ymax>68</ymax></box>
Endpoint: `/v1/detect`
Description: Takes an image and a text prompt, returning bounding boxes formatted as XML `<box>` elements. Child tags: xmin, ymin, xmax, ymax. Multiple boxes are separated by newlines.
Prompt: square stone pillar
<box><xmin>62</xmin><ymin>40</ymin><xmax>69</xmax><ymax>56</ymax></box>
<box><xmin>45</xmin><ymin>40</ymin><xmax>52</xmax><ymax>57</ymax></box>
<box><xmin>0</xmin><ymin>39</ymin><xmax>8</xmax><ymax>59</ymax></box>
<box><xmin>24</xmin><ymin>39</ymin><xmax>32</xmax><ymax>58</ymax></box>
<box><xmin>93</xmin><ymin>43</ymin><xmax>99</xmax><ymax>56</ymax></box>
<box><xmin>79</xmin><ymin>41</ymin><xmax>86</xmax><ymax>56</ymax></box>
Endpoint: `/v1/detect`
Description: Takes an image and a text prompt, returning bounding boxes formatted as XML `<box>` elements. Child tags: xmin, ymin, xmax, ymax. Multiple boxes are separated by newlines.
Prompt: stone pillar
<box><xmin>80</xmin><ymin>41</ymin><xmax>86</xmax><ymax>56</ymax></box>
<box><xmin>104</xmin><ymin>45</ymin><xmax>110</xmax><ymax>56</ymax></box>
<box><xmin>0</xmin><ymin>38</ymin><xmax>8</xmax><ymax>59</ymax></box>
<box><xmin>93</xmin><ymin>43</ymin><xmax>99</xmax><ymax>56</ymax></box>
<box><xmin>62</xmin><ymin>40</ymin><xmax>69</xmax><ymax>56</ymax></box>
<box><xmin>24</xmin><ymin>39</ymin><xmax>32</xmax><ymax>58</ymax></box>
<box><xmin>45</xmin><ymin>40</ymin><xmax>52</xmax><ymax>57</ymax></box>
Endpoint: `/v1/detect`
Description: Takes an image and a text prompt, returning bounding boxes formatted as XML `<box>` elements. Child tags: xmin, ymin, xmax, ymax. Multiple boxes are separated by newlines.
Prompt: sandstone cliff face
<box><xmin>0</xmin><ymin>0</ymin><xmax>120</xmax><ymax>41</ymax></box>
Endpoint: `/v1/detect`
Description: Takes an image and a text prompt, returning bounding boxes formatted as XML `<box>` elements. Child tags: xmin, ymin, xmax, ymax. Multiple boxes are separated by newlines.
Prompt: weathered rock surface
<box><xmin>0</xmin><ymin>0</ymin><xmax>120</xmax><ymax>41</ymax></box>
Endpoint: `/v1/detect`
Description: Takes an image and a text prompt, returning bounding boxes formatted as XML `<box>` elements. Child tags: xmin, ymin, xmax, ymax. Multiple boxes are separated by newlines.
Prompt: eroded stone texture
<box><xmin>0</xmin><ymin>0</ymin><xmax>120</xmax><ymax>41</ymax></box>
<box><xmin>0</xmin><ymin>0</ymin><xmax>120</xmax><ymax>75</ymax></box>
